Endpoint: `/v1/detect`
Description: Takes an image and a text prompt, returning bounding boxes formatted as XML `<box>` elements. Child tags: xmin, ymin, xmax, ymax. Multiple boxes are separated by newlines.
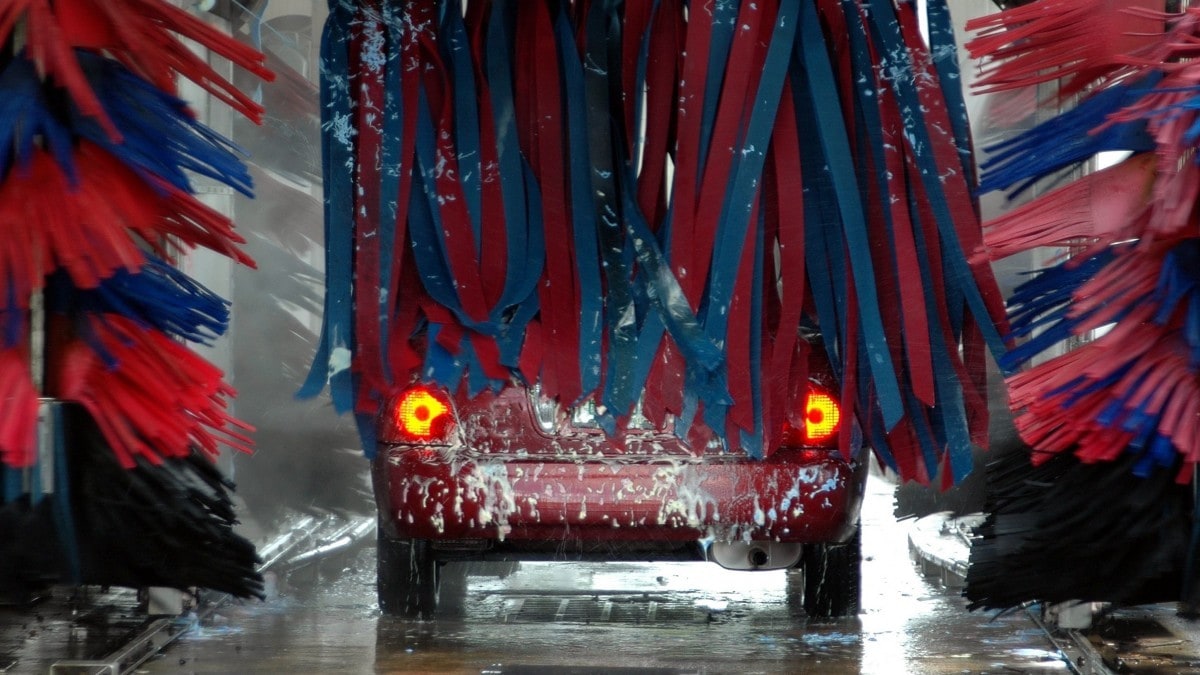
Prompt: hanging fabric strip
<box><xmin>635</xmin><ymin>0</ymin><xmax>684</xmax><ymax>426</ymax></box>
<box><xmin>556</xmin><ymin>8</ymin><xmax>604</xmax><ymax>401</ymax></box>
<box><xmin>797</xmin><ymin>0</ymin><xmax>903</xmax><ymax>430</ymax></box>
<box><xmin>583</xmin><ymin>0</ymin><xmax>638</xmax><ymax>419</ymax></box>
<box><xmin>696</xmin><ymin>0</ymin><xmax>796</xmax><ymax>449</ymax></box>
<box><xmin>304</xmin><ymin>0</ymin><xmax>1011</xmax><ymax>482</ymax></box>
<box><xmin>621</xmin><ymin>0</ymin><xmax>655</xmax><ymax>160</ymax></box>
<box><xmin>895</xmin><ymin>0</ymin><xmax>1006</xmax><ymax>343</ymax></box>
<box><xmin>863</xmin><ymin>0</ymin><xmax>1010</xmax><ymax>363</ymax></box>
<box><xmin>477</xmin><ymin>1</ymin><xmax>543</xmax><ymax>370</ymax></box>
<box><xmin>666</xmin><ymin>0</ymin><xmax>713</xmax><ymax>306</ymax></box>
<box><xmin>442</xmin><ymin>5</ymin><xmax>484</xmax><ymax>252</ymax></box>
<box><xmin>853</xmin><ymin>0</ymin><xmax>947</xmax><ymax>472</ymax></box>
<box><xmin>349</xmin><ymin>2</ymin><xmax>388</xmax><ymax>414</ymax></box>
<box><xmin>763</xmin><ymin>83</ymin><xmax>806</xmax><ymax>457</ymax></box>
<box><xmin>523</xmin><ymin>0</ymin><xmax>580</xmax><ymax>404</ymax></box>
<box><xmin>924</xmin><ymin>0</ymin><xmax>977</xmax><ymax>197</ymax></box>
<box><xmin>634</xmin><ymin>0</ymin><xmax>678</xmax><ymax>232</ymax></box>
<box><xmin>372</xmin><ymin>2</ymin><xmax>403</xmax><ymax>394</ymax></box>
<box><xmin>840</xmin><ymin>0</ymin><xmax>935</xmax><ymax>411</ymax></box>
<box><xmin>299</xmin><ymin>0</ymin><xmax>355</xmax><ymax>412</ymax></box>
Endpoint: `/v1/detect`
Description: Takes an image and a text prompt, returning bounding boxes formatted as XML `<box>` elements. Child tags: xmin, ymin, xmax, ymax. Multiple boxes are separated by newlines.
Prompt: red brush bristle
<box><xmin>976</xmin><ymin>154</ymin><xmax>1156</xmax><ymax>263</ymax></box>
<box><xmin>3</xmin><ymin>0</ymin><xmax>273</xmax><ymax>139</ymax></box>
<box><xmin>0</xmin><ymin>150</ymin><xmax>146</xmax><ymax>302</ymax></box>
<box><xmin>51</xmin><ymin>315</ymin><xmax>254</xmax><ymax>467</ymax></box>
<box><xmin>0</xmin><ymin>144</ymin><xmax>254</xmax><ymax>308</ymax></box>
<box><xmin>0</xmin><ymin>348</ymin><xmax>39</xmax><ymax>469</ymax></box>
<box><xmin>966</xmin><ymin>0</ymin><xmax>1166</xmax><ymax>99</ymax></box>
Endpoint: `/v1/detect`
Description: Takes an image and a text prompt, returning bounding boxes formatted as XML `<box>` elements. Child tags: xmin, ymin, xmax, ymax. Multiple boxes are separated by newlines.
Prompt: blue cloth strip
<box><xmin>299</xmin><ymin>2</ymin><xmax>356</xmax><ymax>413</ymax></box>
<box><xmin>582</xmin><ymin>1</ymin><xmax>640</xmax><ymax>417</ymax></box>
<box><xmin>700</xmin><ymin>0</ymin><xmax>800</xmax><ymax>440</ymax></box>
<box><xmin>924</xmin><ymin>0</ymin><xmax>976</xmax><ymax>192</ymax></box>
<box><xmin>557</xmin><ymin>9</ymin><xmax>604</xmax><ymax>401</ymax></box>
<box><xmin>375</xmin><ymin>5</ymin><xmax>404</xmax><ymax>386</ymax></box>
<box><xmin>743</xmin><ymin>203</ymin><xmax>767</xmax><ymax>459</ymax></box>
<box><xmin>862</xmin><ymin>0</ymin><xmax>1010</xmax><ymax>367</ymax></box>
<box><xmin>485</xmin><ymin>1</ymin><xmax>535</xmax><ymax>314</ymax></box>
<box><xmin>909</xmin><ymin>191</ymin><xmax>973</xmax><ymax>482</ymax></box>
<box><xmin>409</xmin><ymin>87</ymin><xmax>498</xmax><ymax>340</ymax></box>
<box><xmin>484</xmin><ymin>3</ymin><xmax>544</xmax><ymax>368</ymax></box>
<box><xmin>696</xmin><ymin>0</ymin><xmax>738</xmax><ymax>182</ymax></box>
<box><xmin>441</xmin><ymin>7</ymin><xmax>484</xmax><ymax>252</ymax></box>
<box><xmin>797</xmin><ymin>0</ymin><xmax>904</xmax><ymax>430</ymax></box>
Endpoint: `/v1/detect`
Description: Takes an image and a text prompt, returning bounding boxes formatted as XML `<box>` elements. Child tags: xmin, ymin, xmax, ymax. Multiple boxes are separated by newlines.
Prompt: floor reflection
<box><xmin>139</xmin><ymin>476</ymin><xmax>1064</xmax><ymax>674</ymax></box>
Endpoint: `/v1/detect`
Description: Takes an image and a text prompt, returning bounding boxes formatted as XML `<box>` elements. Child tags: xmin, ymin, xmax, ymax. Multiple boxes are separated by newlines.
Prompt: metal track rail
<box><xmin>1026</xmin><ymin>605</ymin><xmax>1117</xmax><ymax>675</ymax></box>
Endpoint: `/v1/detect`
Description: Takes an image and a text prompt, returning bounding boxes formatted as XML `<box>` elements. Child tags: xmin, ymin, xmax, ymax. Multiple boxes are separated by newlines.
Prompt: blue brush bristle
<box><xmin>1155</xmin><ymin>240</ymin><xmax>1200</xmax><ymax>322</ymax></box>
<box><xmin>1001</xmin><ymin>249</ymin><xmax>1118</xmax><ymax>370</ymax></box>
<box><xmin>1153</xmin><ymin>240</ymin><xmax>1200</xmax><ymax>367</ymax></box>
<box><xmin>979</xmin><ymin>73</ymin><xmax>1162</xmax><ymax>196</ymax></box>
<box><xmin>0</xmin><ymin>52</ymin><xmax>253</xmax><ymax>200</ymax></box>
<box><xmin>55</xmin><ymin>255</ymin><xmax>230</xmax><ymax>345</ymax></box>
<box><xmin>0</xmin><ymin>58</ymin><xmax>78</xmax><ymax>183</ymax></box>
<box><xmin>71</xmin><ymin>52</ymin><xmax>254</xmax><ymax>197</ymax></box>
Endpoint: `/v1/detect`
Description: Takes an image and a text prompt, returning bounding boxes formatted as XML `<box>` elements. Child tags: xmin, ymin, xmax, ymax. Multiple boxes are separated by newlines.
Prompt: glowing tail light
<box><xmin>382</xmin><ymin>385</ymin><xmax>455</xmax><ymax>444</ymax></box>
<box><xmin>781</xmin><ymin>388</ymin><xmax>841</xmax><ymax>449</ymax></box>
<box><xmin>801</xmin><ymin>390</ymin><xmax>840</xmax><ymax>443</ymax></box>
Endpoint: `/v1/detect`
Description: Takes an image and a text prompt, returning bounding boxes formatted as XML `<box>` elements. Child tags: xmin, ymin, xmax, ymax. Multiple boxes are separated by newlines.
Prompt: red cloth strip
<box><xmin>688</xmin><ymin>0</ymin><xmax>771</xmax><ymax>306</ymax></box>
<box><xmin>665</xmin><ymin>0</ymin><xmax>714</xmax><ymax>303</ymax></box>
<box><xmin>349</xmin><ymin>6</ymin><xmax>387</xmax><ymax>413</ymax></box>
<box><xmin>648</xmin><ymin>0</ymin><xmax>717</xmax><ymax>424</ymax></box>
<box><xmin>470</xmin><ymin>40</ymin><xmax>510</xmax><ymax>312</ymax></box>
<box><xmin>763</xmin><ymin>84</ymin><xmax>806</xmax><ymax>456</ymax></box>
<box><xmin>384</xmin><ymin>2</ymin><xmax>424</xmax><ymax>389</ymax></box>
<box><xmin>725</xmin><ymin>197</ymin><xmax>761</xmax><ymax>436</ymax></box>
<box><xmin>525</xmin><ymin>1</ymin><xmax>581</xmax><ymax>404</ymax></box>
<box><xmin>388</xmin><ymin>246</ymin><xmax>427</xmax><ymax>383</ymax></box>
<box><xmin>875</xmin><ymin>67</ymin><xmax>936</xmax><ymax>407</ymax></box>
<box><xmin>897</xmin><ymin>1</ymin><xmax>1009</xmax><ymax>337</ymax></box>
<box><xmin>636</xmin><ymin>0</ymin><xmax>682</xmax><ymax>232</ymax></box>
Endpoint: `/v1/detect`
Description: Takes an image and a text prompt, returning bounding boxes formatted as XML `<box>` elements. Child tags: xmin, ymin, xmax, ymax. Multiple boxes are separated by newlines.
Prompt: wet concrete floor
<box><xmin>135</xmin><ymin>477</ymin><xmax>1067</xmax><ymax>674</ymax></box>
<box><xmin>0</xmin><ymin>587</ymin><xmax>145</xmax><ymax>673</ymax></box>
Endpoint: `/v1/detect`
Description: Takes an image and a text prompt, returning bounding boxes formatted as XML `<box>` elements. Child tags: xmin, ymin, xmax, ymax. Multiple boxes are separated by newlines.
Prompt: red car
<box><xmin>371</xmin><ymin>335</ymin><xmax>868</xmax><ymax>619</ymax></box>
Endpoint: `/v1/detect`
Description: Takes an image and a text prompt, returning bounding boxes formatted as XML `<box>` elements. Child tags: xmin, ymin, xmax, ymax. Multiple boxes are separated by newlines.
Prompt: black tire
<box><xmin>801</xmin><ymin>527</ymin><xmax>862</xmax><ymax>619</ymax></box>
<box><xmin>377</xmin><ymin>530</ymin><xmax>439</xmax><ymax>618</ymax></box>
<box><xmin>437</xmin><ymin>561</ymin><xmax>469</xmax><ymax>614</ymax></box>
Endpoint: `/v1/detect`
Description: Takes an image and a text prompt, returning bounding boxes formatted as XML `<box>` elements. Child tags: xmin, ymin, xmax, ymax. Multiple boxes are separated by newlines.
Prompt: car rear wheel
<box><xmin>800</xmin><ymin>526</ymin><xmax>862</xmax><ymax>619</ymax></box>
<box><xmin>377</xmin><ymin>530</ymin><xmax>439</xmax><ymax>617</ymax></box>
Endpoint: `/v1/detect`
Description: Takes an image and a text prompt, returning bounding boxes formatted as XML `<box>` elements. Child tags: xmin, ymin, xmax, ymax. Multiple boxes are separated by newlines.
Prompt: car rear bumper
<box><xmin>372</xmin><ymin>448</ymin><xmax>866</xmax><ymax>545</ymax></box>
